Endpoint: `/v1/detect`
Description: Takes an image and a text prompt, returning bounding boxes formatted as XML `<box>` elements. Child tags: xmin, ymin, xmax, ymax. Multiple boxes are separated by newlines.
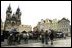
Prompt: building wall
<box><xmin>51</xmin><ymin>19</ymin><xmax>58</xmax><ymax>31</ymax></box>
<box><xmin>36</xmin><ymin>18</ymin><xmax>58</xmax><ymax>32</ymax></box>
<box><xmin>17</xmin><ymin>25</ymin><xmax>32</xmax><ymax>32</ymax></box>
<box><xmin>58</xmin><ymin>19</ymin><xmax>70</xmax><ymax>33</ymax></box>
<box><xmin>36</xmin><ymin>18</ymin><xmax>70</xmax><ymax>34</ymax></box>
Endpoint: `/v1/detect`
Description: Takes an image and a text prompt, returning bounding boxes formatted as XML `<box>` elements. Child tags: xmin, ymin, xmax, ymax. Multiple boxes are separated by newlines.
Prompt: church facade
<box><xmin>4</xmin><ymin>4</ymin><xmax>21</xmax><ymax>31</ymax></box>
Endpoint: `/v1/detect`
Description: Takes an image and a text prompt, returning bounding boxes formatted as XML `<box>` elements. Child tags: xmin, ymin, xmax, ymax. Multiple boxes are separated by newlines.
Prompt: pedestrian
<box><xmin>63</xmin><ymin>33</ymin><xmax>66</xmax><ymax>39</ymax></box>
<box><xmin>49</xmin><ymin>29</ymin><xmax>54</xmax><ymax>45</ymax></box>
<box><xmin>1</xmin><ymin>33</ymin><xmax>4</xmax><ymax>42</ymax></box>
<box><xmin>22</xmin><ymin>31</ymin><xmax>28</xmax><ymax>44</ymax></box>
<box><xmin>29</xmin><ymin>31</ymin><xmax>33</xmax><ymax>39</ymax></box>
<box><xmin>16</xmin><ymin>32</ymin><xmax>21</xmax><ymax>44</ymax></box>
<box><xmin>7</xmin><ymin>33</ymin><xmax>14</xmax><ymax>45</ymax></box>
<box><xmin>12</xmin><ymin>33</ymin><xmax>16</xmax><ymax>45</ymax></box>
<box><xmin>36</xmin><ymin>30</ymin><xmax>40</xmax><ymax>42</ymax></box>
<box><xmin>45</xmin><ymin>30</ymin><xmax>49</xmax><ymax>44</ymax></box>
<box><xmin>41</xmin><ymin>30</ymin><xmax>44</xmax><ymax>44</ymax></box>
<box><xmin>26</xmin><ymin>32</ymin><xmax>29</xmax><ymax>44</ymax></box>
<box><xmin>18</xmin><ymin>33</ymin><xmax>22</xmax><ymax>44</ymax></box>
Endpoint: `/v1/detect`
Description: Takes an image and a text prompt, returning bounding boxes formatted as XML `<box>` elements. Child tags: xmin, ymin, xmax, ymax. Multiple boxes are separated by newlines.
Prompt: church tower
<box><xmin>4</xmin><ymin>4</ymin><xmax>22</xmax><ymax>31</ymax></box>
<box><xmin>6</xmin><ymin>4</ymin><xmax>12</xmax><ymax>19</ymax></box>
<box><xmin>11</xmin><ymin>13</ymin><xmax>16</xmax><ymax>26</ymax></box>
<box><xmin>15</xmin><ymin>7</ymin><xmax>21</xmax><ymax>26</ymax></box>
<box><xmin>4</xmin><ymin>4</ymin><xmax>12</xmax><ymax>31</ymax></box>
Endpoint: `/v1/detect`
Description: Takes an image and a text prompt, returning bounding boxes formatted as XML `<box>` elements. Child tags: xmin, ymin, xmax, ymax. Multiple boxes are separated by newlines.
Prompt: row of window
<box><xmin>59</xmin><ymin>25</ymin><xmax>69</xmax><ymax>27</ymax></box>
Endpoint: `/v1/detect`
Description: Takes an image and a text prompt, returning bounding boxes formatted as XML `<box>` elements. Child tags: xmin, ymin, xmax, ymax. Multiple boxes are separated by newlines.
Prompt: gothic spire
<box><xmin>16</xmin><ymin>6</ymin><xmax>21</xmax><ymax>15</ymax></box>
<box><xmin>6</xmin><ymin>4</ymin><xmax>12</xmax><ymax>13</ymax></box>
<box><xmin>17</xmin><ymin>6</ymin><xmax>20</xmax><ymax>12</ymax></box>
<box><xmin>8</xmin><ymin>4</ymin><xmax>11</xmax><ymax>10</ymax></box>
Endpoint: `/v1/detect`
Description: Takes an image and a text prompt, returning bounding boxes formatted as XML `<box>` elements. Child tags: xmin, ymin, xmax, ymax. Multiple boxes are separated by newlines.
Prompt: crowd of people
<box><xmin>1</xmin><ymin>29</ymin><xmax>56</xmax><ymax>45</ymax></box>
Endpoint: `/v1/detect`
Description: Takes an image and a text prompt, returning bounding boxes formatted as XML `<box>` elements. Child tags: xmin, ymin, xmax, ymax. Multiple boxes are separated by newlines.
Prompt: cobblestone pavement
<box><xmin>1</xmin><ymin>37</ymin><xmax>71</xmax><ymax>47</ymax></box>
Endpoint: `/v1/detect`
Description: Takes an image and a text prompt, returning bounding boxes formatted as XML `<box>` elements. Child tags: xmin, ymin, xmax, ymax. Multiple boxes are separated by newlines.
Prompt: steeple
<box><xmin>6</xmin><ymin>4</ymin><xmax>12</xmax><ymax>14</ymax></box>
<box><xmin>17</xmin><ymin>6</ymin><xmax>20</xmax><ymax>12</ymax></box>
<box><xmin>16</xmin><ymin>6</ymin><xmax>20</xmax><ymax>14</ymax></box>
<box><xmin>15</xmin><ymin>6</ymin><xmax>21</xmax><ymax>19</ymax></box>
<box><xmin>8</xmin><ymin>4</ymin><xmax>11</xmax><ymax>10</ymax></box>
<box><xmin>15</xmin><ymin>6</ymin><xmax>21</xmax><ymax>26</ymax></box>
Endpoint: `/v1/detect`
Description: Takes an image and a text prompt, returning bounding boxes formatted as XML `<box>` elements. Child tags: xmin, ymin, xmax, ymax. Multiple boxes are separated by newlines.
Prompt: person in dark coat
<box><xmin>12</xmin><ymin>33</ymin><xmax>16</xmax><ymax>45</ymax></box>
<box><xmin>7</xmin><ymin>33</ymin><xmax>14</xmax><ymax>45</ymax></box>
<box><xmin>15</xmin><ymin>32</ymin><xmax>21</xmax><ymax>44</ymax></box>
<box><xmin>45</xmin><ymin>30</ymin><xmax>49</xmax><ymax>44</ymax></box>
<box><xmin>18</xmin><ymin>33</ymin><xmax>22</xmax><ymax>44</ymax></box>
<box><xmin>49</xmin><ymin>29</ymin><xmax>54</xmax><ymax>45</ymax></box>
<box><xmin>41</xmin><ymin>30</ymin><xmax>44</xmax><ymax>44</ymax></box>
<box><xmin>1</xmin><ymin>33</ymin><xmax>4</xmax><ymax>42</ymax></box>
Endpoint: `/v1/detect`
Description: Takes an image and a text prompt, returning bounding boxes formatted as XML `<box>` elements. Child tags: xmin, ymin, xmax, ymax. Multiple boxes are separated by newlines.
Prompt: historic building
<box><xmin>35</xmin><ymin>18</ymin><xmax>70</xmax><ymax>36</ymax></box>
<box><xmin>4</xmin><ymin>4</ymin><xmax>21</xmax><ymax>31</ymax></box>
<box><xmin>51</xmin><ymin>19</ymin><xmax>58</xmax><ymax>31</ymax></box>
<box><xmin>35</xmin><ymin>18</ymin><xmax>58</xmax><ymax>32</ymax></box>
<box><xmin>58</xmin><ymin>18</ymin><xmax>70</xmax><ymax>36</ymax></box>
<box><xmin>33</xmin><ymin>26</ymin><xmax>38</xmax><ymax>32</ymax></box>
<box><xmin>17</xmin><ymin>25</ymin><xmax>32</xmax><ymax>32</ymax></box>
<box><xmin>36</xmin><ymin>18</ymin><xmax>52</xmax><ymax>32</ymax></box>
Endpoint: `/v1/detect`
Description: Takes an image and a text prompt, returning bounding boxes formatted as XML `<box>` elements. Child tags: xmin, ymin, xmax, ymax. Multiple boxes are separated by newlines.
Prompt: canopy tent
<box><xmin>9</xmin><ymin>28</ymin><xmax>19</xmax><ymax>34</ymax></box>
<box><xmin>21</xmin><ymin>31</ymin><xmax>27</xmax><ymax>33</ymax></box>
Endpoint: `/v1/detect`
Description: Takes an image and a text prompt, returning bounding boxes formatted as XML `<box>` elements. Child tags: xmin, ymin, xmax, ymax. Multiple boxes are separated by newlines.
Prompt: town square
<box><xmin>1</xmin><ymin>1</ymin><xmax>71</xmax><ymax>47</ymax></box>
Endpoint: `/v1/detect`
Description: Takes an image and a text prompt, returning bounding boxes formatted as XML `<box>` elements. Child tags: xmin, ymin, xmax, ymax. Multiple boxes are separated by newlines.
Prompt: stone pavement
<box><xmin>1</xmin><ymin>37</ymin><xmax>71</xmax><ymax>47</ymax></box>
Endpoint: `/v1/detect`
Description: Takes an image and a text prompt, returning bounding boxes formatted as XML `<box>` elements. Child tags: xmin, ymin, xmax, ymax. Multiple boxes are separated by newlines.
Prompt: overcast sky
<box><xmin>1</xmin><ymin>1</ymin><xmax>71</xmax><ymax>28</ymax></box>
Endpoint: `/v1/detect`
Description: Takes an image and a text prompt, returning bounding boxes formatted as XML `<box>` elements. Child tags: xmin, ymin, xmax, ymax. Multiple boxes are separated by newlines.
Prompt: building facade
<box><xmin>51</xmin><ymin>19</ymin><xmax>58</xmax><ymax>31</ymax></box>
<box><xmin>36</xmin><ymin>19</ymin><xmax>52</xmax><ymax>32</ymax></box>
<box><xmin>4</xmin><ymin>4</ymin><xmax>21</xmax><ymax>31</ymax></box>
<box><xmin>36</xmin><ymin>18</ymin><xmax>70</xmax><ymax>35</ymax></box>
<box><xmin>36</xmin><ymin>18</ymin><xmax>58</xmax><ymax>32</ymax></box>
<box><xmin>17</xmin><ymin>25</ymin><xmax>32</xmax><ymax>32</ymax></box>
<box><xmin>58</xmin><ymin>18</ymin><xmax>70</xmax><ymax>36</ymax></box>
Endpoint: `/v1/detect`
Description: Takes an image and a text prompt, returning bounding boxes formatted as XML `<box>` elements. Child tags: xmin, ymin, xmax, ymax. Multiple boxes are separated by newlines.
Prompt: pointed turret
<box><xmin>6</xmin><ymin>4</ymin><xmax>12</xmax><ymax>20</ymax></box>
<box><xmin>4</xmin><ymin>4</ymin><xmax>12</xmax><ymax>31</ymax></box>
<box><xmin>15</xmin><ymin>6</ymin><xmax>21</xmax><ymax>26</ymax></box>
<box><xmin>16</xmin><ymin>6</ymin><xmax>21</xmax><ymax>15</ymax></box>
<box><xmin>6</xmin><ymin>4</ymin><xmax>12</xmax><ymax>14</ymax></box>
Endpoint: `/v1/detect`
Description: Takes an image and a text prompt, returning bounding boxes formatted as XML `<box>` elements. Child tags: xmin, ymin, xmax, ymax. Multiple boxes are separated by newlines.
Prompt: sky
<box><xmin>1</xmin><ymin>1</ymin><xmax>71</xmax><ymax>28</ymax></box>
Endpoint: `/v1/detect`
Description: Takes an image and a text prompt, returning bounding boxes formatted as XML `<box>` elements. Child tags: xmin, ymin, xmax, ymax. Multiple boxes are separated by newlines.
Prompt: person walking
<box><xmin>12</xmin><ymin>33</ymin><xmax>16</xmax><ymax>45</ymax></box>
<box><xmin>26</xmin><ymin>32</ymin><xmax>29</xmax><ymax>44</ymax></box>
<box><xmin>49</xmin><ymin>29</ymin><xmax>54</xmax><ymax>45</ymax></box>
<box><xmin>7</xmin><ymin>33</ymin><xmax>14</xmax><ymax>45</ymax></box>
<box><xmin>45</xmin><ymin>30</ymin><xmax>49</xmax><ymax>44</ymax></box>
<box><xmin>63</xmin><ymin>33</ymin><xmax>66</xmax><ymax>39</ymax></box>
<box><xmin>1</xmin><ymin>31</ymin><xmax>3</xmax><ymax>42</ymax></box>
<box><xmin>16</xmin><ymin>32</ymin><xmax>21</xmax><ymax>44</ymax></box>
<box><xmin>18</xmin><ymin>33</ymin><xmax>22</xmax><ymax>44</ymax></box>
<box><xmin>22</xmin><ymin>31</ymin><xmax>28</xmax><ymax>44</ymax></box>
<box><xmin>41</xmin><ymin>30</ymin><xmax>45</xmax><ymax>44</ymax></box>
